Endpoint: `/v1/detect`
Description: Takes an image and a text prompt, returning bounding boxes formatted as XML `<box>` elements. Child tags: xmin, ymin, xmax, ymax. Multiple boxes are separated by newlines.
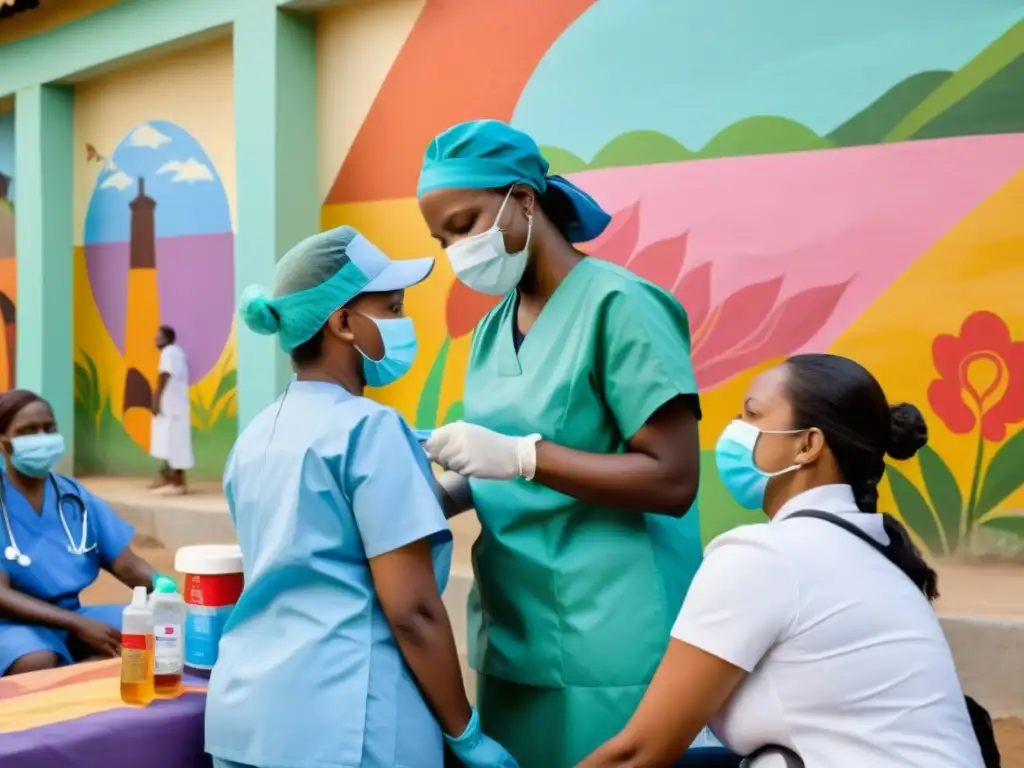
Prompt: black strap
<box><xmin>783</xmin><ymin>509</ymin><xmax>1001</xmax><ymax>768</ymax></box>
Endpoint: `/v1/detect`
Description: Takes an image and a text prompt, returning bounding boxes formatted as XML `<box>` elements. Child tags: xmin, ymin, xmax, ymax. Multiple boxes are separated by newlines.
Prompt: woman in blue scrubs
<box><xmin>0</xmin><ymin>389</ymin><xmax>157</xmax><ymax>676</ymax></box>
<box><xmin>205</xmin><ymin>226</ymin><xmax>515</xmax><ymax>768</ymax></box>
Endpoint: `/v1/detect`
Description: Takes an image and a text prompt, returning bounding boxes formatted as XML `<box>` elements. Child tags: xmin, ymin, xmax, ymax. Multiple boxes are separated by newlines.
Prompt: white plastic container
<box><xmin>174</xmin><ymin>544</ymin><xmax>244</xmax><ymax>676</ymax></box>
<box><xmin>151</xmin><ymin>579</ymin><xmax>186</xmax><ymax>697</ymax></box>
<box><xmin>120</xmin><ymin>586</ymin><xmax>155</xmax><ymax>705</ymax></box>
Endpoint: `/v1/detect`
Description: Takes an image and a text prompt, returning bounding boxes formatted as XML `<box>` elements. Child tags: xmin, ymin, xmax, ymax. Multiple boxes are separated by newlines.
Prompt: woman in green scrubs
<box><xmin>417</xmin><ymin>119</ymin><xmax>704</xmax><ymax>768</ymax></box>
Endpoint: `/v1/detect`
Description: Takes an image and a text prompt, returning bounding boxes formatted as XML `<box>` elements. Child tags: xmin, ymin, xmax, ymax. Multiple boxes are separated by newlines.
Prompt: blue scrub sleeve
<box><xmin>345</xmin><ymin>408</ymin><xmax>451</xmax><ymax>559</ymax></box>
<box><xmin>76</xmin><ymin>482</ymin><xmax>135</xmax><ymax>568</ymax></box>
<box><xmin>601</xmin><ymin>282</ymin><xmax>701</xmax><ymax>439</ymax></box>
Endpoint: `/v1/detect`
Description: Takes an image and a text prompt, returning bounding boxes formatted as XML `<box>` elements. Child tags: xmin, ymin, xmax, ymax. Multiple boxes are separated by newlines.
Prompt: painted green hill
<box><xmin>885</xmin><ymin>16</ymin><xmax>1024</xmax><ymax>141</ymax></box>
<box><xmin>590</xmin><ymin>130</ymin><xmax>694</xmax><ymax>168</ymax></box>
<box><xmin>912</xmin><ymin>54</ymin><xmax>1024</xmax><ymax>139</ymax></box>
<box><xmin>700</xmin><ymin>116</ymin><xmax>833</xmax><ymax>158</ymax></box>
<box><xmin>828</xmin><ymin>70</ymin><xmax>953</xmax><ymax>146</ymax></box>
<box><xmin>539</xmin><ymin>145</ymin><xmax>588</xmax><ymax>175</ymax></box>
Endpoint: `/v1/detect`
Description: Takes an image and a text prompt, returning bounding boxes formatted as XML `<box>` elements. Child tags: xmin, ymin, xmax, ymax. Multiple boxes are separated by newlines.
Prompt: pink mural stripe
<box><xmin>571</xmin><ymin>134</ymin><xmax>1024</xmax><ymax>356</ymax></box>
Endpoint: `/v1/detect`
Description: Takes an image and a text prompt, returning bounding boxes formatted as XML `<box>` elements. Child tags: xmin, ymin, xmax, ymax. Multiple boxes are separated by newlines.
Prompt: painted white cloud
<box><xmin>99</xmin><ymin>170</ymin><xmax>134</xmax><ymax>191</ymax></box>
<box><xmin>127</xmin><ymin>124</ymin><xmax>172</xmax><ymax>149</ymax></box>
<box><xmin>156</xmin><ymin>157</ymin><xmax>214</xmax><ymax>184</ymax></box>
<box><xmin>103</xmin><ymin>157</ymin><xmax>119</xmax><ymax>173</ymax></box>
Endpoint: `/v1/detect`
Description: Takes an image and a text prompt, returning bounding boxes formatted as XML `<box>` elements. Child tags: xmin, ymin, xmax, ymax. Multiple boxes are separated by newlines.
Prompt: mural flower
<box><xmin>886</xmin><ymin>311</ymin><xmax>1024</xmax><ymax>556</ymax></box>
<box><xmin>927</xmin><ymin>310</ymin><xmax>1024</xmax><ymax>443</ymax></box>
<box><xmin>586</xmin><ymin>202</ymin><xmax>850</xmax><ymax>391</ymax></box>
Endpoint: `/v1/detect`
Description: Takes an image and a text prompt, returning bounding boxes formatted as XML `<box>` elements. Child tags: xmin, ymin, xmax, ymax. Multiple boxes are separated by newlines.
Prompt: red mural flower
<box><xmin>927</xmin><ymin>311</ymin><xmax>1024</xmax><ymax>443</ymax></box>
<box><xmin>586</xmin><ymin>202</ymin><xmax>851</xmax><ymax>391</ymax></box>
<box><xmin>445</xmin><ymin>278</ymin><xmax>502</xmax><ymax>339</ymax></box>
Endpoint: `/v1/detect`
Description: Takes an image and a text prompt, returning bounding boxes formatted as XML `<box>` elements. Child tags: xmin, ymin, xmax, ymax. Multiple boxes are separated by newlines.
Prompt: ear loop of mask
<box><xmin>350</xmin><ymin>312</ymin><xmax>385</xmax><ymax>365</ymax></box>
<box><xmin>754</xmin><ymin>427</ymin><xmax>809</xmax><ymax>477</ymax></box>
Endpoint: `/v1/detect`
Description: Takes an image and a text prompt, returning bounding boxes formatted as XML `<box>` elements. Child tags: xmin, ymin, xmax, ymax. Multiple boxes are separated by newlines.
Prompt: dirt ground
<box><xmin>80</xmin><ymin>545</ymin><xmax>1024</xmax><ymax>766</ymax></box>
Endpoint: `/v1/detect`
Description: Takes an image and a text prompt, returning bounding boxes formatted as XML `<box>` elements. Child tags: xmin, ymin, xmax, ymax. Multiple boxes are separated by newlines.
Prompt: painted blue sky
<box><xmin>0</xmin><ymin>111</ymin><xmax>14</xmax><ymax>201</ymax></box>
<box><xmin>84</xmin><ymin>120</ymin><xmax>231</xmax><ymax>245</ymax></box>
<box><xmin>512</xmin><ymin>0</ymin><xmax>1023</xmax><ymax>160</ymax></box>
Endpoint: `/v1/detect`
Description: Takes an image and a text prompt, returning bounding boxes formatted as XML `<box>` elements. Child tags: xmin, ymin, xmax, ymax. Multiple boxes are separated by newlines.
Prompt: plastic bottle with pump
<box><xmin>120</xmin><ymin>586</ymin><xmax>155</xmax><ymax>705</ymax></box>
<box><xmin>150</xmin><ymin>575</ymin><xmax>186</xmax><ymax>698</ymax></box>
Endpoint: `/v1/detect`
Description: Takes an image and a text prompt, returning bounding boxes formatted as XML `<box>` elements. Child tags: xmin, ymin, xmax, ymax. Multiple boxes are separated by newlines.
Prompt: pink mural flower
<box><xmin>586</xmin><ymin>202</ymin><xmax>850</xmax><ymax>390</ymax></box>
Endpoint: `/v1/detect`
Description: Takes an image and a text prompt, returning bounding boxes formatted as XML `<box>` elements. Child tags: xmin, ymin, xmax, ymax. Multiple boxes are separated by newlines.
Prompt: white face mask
<box><xmin>445</xmin><ymin>188</ymin><xmax>533</xmax><ymax>296</ymax></box>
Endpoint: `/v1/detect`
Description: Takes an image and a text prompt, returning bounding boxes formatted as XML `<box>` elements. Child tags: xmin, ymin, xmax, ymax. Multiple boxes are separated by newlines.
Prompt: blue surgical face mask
<box><xmin>356</xmin><ymin>316</ymin><xmax>418</xmax><ymax>388</ymax></box>
<box><xmin>8</xmin><ymin>433</ymin><xmax>66</xmax><ymax>478</ymax></box>
<box><xmin>714</xmin><ymin>420</ymin><xmax>805</xmax><ymax>510</ymax></box>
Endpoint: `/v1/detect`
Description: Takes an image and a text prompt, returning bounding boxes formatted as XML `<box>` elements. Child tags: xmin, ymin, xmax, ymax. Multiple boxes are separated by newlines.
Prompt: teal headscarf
<box><xmin>417</xmin><ymin>119</ymin><xmax>611</xmax><ymax>243</ymax></box>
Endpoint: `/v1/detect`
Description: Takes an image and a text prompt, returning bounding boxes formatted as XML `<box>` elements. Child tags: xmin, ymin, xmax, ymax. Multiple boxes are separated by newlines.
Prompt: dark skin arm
<box><xmin>0</xmin><ymin>571</ymin><xmax>121</xmax><ymax>657</ymax></box>
<box><xmin>152</xmin><ymin>371</ymin><xmax>170</xmax><ymax>413</ymax></box>
<box><xmin>533</xmin><ymin>396</ymin><xmax>700</xmax><ymax>516</ymax></box>
<box><xmin>576</xmin><ymin>640</ymin><xmax>747</xmax><ymax>767</ymax></box>
<box><xmin>369</xmin><ymin>538</ymin><xmax>472</xmax><ymax>738</ymax></box>
<box><xmin>108</xmin><ymin>547</ymin><xmax>157</xmax><ymax>591</ymax></box>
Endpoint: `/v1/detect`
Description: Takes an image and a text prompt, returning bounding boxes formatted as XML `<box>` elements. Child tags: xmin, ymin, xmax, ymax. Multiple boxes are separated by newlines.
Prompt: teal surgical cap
<box><xmin>239</xmin><ymin>226</ymin><xmax>434</xmax><ymax>353</ymax></box>
<box><xmin>417</xmin><ymin>119</ymin><xmax>611</xmax><ymax>243</ymax></box>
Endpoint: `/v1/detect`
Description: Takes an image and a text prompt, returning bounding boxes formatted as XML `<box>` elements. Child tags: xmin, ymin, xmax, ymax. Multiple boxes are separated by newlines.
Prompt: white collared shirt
<box><xmin>671</xmin><ymin>484</ymin><xmax>983</xmax><ymax>767</ymax></box>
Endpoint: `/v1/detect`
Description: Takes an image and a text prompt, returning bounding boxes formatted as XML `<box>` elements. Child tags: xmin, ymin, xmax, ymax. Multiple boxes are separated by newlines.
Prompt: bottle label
<box><xmin>121</xmin><ymin>633</ymin><xmax>150</xmax><ymax>683</ymax></box>
<box><xmin>184</xmin><ymin>605</ymin><xmax>233</xmax><ymax>670</ymax></box>
<box><xmin>154</xmin><ymin>623</ymin><xmax>183</xmax><ymax>675</ymax></box>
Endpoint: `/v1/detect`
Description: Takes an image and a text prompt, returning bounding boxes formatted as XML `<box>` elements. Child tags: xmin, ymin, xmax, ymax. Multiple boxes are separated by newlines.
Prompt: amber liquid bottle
<box><xmin>120</xmin><ymin>586</ymin><xmax>155</xmax><ymax>706</ymax></box>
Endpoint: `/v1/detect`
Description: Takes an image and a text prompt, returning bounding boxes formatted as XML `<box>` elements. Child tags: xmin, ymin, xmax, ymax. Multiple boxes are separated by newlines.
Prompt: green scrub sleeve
<box><xmin>600</xmin><ymin>282</ymin><xmax>700</xmax><ymax>439</ymax></box>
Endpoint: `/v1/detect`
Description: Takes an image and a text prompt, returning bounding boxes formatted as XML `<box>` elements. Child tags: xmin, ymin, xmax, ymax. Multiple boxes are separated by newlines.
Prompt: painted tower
<box><xmin>122</xmin><ymin>176</ymin><xmax>162</xmax><ymax>449</ymax></box>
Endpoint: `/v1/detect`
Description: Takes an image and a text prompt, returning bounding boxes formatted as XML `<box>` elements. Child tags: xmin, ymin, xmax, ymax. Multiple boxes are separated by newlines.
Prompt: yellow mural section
<box><xmin>834</xmin><ymin>168</ymin><xmax>1024</xmax><ymax>523</ymax></box>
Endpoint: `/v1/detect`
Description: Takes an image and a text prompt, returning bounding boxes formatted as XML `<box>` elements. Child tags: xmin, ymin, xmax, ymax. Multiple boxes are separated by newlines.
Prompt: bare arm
<box><xmin>576</xmin><ymin>640</ymin><xmax>746</xmax><ymax>767</ymax></box>
<box><xmin>108</xmin><ymin>547</ymin><xmax>157</xmax><ymax>591</ymax></box>
<box><xmin>533</xmin><ymin>396</ymin><xmax>700</xmax><ymax>515</ymax></box>
<box><xmin>369</xmin><ymin>538</ymin><xmax>472</xmax><ymax>737</ymax></box>
<box><xmin>0</xmin><ymin>570</ymin><xmax>85</xmax><ymax>631</ymax></box>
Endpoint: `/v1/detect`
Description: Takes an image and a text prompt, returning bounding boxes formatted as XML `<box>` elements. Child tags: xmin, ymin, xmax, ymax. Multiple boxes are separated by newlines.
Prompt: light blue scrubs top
<box><xmin>205</xmin><ymin>381</ymin><xmax>453</xmax><ymax>768</ymax></box>
<box><xmin>0</xmin><ymin>470</ymin><xmax>135</xmax><ymax>674</ymax></box>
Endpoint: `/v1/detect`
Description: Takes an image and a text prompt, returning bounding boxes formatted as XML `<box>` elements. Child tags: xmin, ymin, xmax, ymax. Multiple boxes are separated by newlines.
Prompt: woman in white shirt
<box><xmin>578</xmin><ymin>353</ymin><xmax>984</xmax><ymax>768</ymax></box>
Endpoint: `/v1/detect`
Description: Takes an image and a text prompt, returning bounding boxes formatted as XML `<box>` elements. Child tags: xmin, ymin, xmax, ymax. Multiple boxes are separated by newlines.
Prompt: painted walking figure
<box><xmin>149</xmin><ymin>325</ymin><xmax>194</xmax><ymax>495</ymax></box>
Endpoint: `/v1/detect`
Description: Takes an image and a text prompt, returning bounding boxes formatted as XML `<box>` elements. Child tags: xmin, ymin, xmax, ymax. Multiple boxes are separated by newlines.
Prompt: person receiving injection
<box><xmin>204</xmin><ymin>226</ymin><xmax>515</xmax><ymax>768</ymax></box>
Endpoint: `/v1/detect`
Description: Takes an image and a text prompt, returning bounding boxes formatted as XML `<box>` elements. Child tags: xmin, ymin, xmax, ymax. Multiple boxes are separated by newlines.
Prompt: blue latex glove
<box><xmin>444</xmin><ymin>709</ymin><xmax>519</xmax><ymax>768</ymax></box>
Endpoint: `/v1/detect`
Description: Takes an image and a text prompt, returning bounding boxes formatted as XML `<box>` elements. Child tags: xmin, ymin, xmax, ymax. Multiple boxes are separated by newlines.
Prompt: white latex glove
<box><xmin>425</xmin><ymin>421</ymin><xmax>541</xmax><ymax>480</ymax></box>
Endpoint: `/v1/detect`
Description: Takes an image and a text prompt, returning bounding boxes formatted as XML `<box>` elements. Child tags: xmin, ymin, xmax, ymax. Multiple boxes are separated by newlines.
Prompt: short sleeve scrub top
<box><xmin>0</xmin><ymin>472</ymin><xmax>135</xmax><ymax>674</ymax></box>
<box><xmin>465</xmin><ymin>258</ymin><xmax>703</xmax><ymax>768</ymax></box>
<box><xmin>205</xmin><ymin>381</ymin><xmax>453</xmax><ymax>768</ymax></box>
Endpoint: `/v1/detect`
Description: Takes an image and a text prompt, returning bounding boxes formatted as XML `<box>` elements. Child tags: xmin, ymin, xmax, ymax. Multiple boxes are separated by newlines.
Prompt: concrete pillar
<box><xmin>233</xmin><ymin>7</ymin><xmax>318</xmax><ymax>430</ymax></box>
<box><xmin>14</xmin><ymin>84</ymin><xmax>74</xmax><ymax>468</ymax></box>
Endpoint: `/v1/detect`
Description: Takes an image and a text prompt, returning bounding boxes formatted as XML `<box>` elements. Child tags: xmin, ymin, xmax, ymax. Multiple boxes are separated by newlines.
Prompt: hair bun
<box><xmin>238</xmin><ymin>285</ymin><xmax>281</xmax><ymax>335</ymax></box>
<box><xmin>887</xmin><ymin>402</ymin><xmax>928</xmax><ymax>460</ymax></box>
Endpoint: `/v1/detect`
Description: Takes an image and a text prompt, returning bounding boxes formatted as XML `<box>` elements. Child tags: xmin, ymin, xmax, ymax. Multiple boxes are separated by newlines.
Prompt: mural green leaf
<box><xmin>916</xmin><ymin>444</ymin><xmax>961</xmax><ymax>551</ymax></box>
<box><xmin>442</xmin><ymin>401</ymin><xmax>464</xmax><ymax>425</ymax></box>
<box><xmin>885</xmin><ymin>463</ymin><xmax>947</xmax><ymax>555</ymax></box>
<box><xmin>415</xmin><ymin>335</ymin><xmax>450</xmax><ymax>430</ymax></box>
<box><xmin>973</xmin><ymin>428</ymin><xmax>1024</xmax><ymax>521</ymax></box>
<box><xmin>980</xmin><ymin>514</ymin><xmax>1024</xmax><ymax>536</ymax></box>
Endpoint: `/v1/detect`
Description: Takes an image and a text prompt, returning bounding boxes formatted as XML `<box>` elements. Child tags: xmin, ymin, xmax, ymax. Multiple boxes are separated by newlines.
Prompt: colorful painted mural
<box><xmin>0</xmin><ymin>109</ymin><xmax>16</xmax><ymax>393</ymax></box>
<box><xmin>70</xmin><ymin>38</ymin><xmax>236</xmax><ymax>480</ymax></box>
<box><xmin>73</xmin><ymin>120</ymin><xmax>236</xmax><ymax>478</ymax></box>
<box><xmin>320</xmin><ymin>0</ymin><xmax>1024</xmax><ymax>553</ymax></box>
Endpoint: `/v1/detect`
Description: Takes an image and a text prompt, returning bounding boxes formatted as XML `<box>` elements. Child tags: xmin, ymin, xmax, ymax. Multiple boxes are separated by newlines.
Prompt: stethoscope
<box><xmin>1</xmin><ymin>473</ymin><xmax>95</xmax><ymax>567</ymax></box>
